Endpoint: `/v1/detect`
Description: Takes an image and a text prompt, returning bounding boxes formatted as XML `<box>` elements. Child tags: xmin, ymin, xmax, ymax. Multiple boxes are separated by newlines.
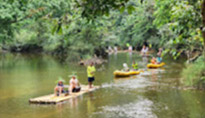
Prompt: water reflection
<box><xmin>87</xmin><ymin>93</ymin><xmax>96</xmax><ymax>116</ymax></box>
<box><xmin>149</xmin><ymin>69</ymin><xmax>159</xmax><ymax>91</ymax></box>
<box><xmin>129</xmin><ymin>52</ymin><xmax>132</xmax><ymax>59</ymax></box>
<box><xmin>68</xmin><ymin>97</ymin><xmax>80</xmax><ymax>108</ymax></box>
<box><xmin>1</xmin><ymin>53</ymin><xmax>205</xmax><ymax>118</ymax></box>
<box><xmin>142</xmin><ymin>56</ymin><xmax>148</xmax><ymax>65</ymax></box>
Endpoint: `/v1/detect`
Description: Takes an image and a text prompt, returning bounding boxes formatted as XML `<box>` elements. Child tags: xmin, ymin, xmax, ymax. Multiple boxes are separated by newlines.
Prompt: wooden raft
<box><xmin>29</xmin><ymin>85</ymin><xmax>100</xmax><ymax>104</ymax></box>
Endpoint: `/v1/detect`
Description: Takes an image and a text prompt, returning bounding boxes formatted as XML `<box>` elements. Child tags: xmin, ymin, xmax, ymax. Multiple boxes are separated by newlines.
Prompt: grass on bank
<box><xmin>181</xmin><ymin>56</ymin><xmax>205</xmax><ymax>89</ymax></box>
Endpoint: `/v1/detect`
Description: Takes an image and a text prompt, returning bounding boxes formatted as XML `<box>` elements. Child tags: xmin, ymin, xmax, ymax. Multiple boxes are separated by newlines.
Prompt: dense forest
<box><xmin>0</xmin><ymin>0</ymin><xmax>204</xmax><ymax>88</ymax></box>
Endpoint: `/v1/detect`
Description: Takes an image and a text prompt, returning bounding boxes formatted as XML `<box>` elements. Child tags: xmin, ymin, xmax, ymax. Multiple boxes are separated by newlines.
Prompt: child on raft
<box><xmin>54</xmin><ymin>75</ymin><xmax>81</xmax><ymax>96</ymax></box>
<box><xmin>54</xmin><ymin>77</ymin><xmax>66</xmax><ymax>96</ymax></box>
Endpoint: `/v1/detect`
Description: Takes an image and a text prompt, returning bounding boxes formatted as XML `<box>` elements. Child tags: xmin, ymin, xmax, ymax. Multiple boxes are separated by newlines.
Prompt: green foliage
<box><xmin>0</xmin><ymin>0</ymin><xmax>71</xmax><ymax>44</ymax></box>
<box><xmin>75</xmin><ymin>0</ymin><xmax>135</xmax><ymax>19</ymax></box>
<box><xmin>153</xmin><ymin>0</ymin><xmax>203</xmax><ymax>59</ymax></box>
<box><xmin>106</xmin><ymin>0</ymin><xmax>159</xmax><ymax>49</ymax></box>
<box><xmin>181</xmin><ymin>56</ymin><xmax>205</xmax><ymax>89</ymax></box>
<box><xmin>0</xmin><ymin>0</ymin><xmax>204</xmax><ymax>88</ymax></box>
<box><xmin>153</xmin><ymin>0</ymin><xmax>174</xmax><ymax>28</ymax></box>
<box><xmin>0</xmin><ymin>0</ymin><xmax>204</xmax><ymax>63</ymax></box>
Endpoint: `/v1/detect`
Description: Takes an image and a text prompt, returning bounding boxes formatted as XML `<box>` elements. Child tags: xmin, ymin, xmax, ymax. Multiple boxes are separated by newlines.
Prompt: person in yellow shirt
<box><xmin>132</xmin><ymin>61</ymin><xmax>138</xmax><ymax>70</ymax></box>
<box><xmin>87</xmin><ymin>62</ymin><xmax>96</xmax><ymax>88</ymax></box>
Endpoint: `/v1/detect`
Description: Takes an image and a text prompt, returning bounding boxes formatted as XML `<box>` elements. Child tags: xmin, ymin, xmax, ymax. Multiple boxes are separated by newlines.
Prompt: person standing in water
<box><xmin>141</xmin><ymin>45</ymin><xmax>149</xmax><ymax>56</ymax></box>
<box><xmin>128</xmin><ymin>45</ymin><xmax>133</xmax><ymax>52</ymax></box>
<box><xmin>114</xmin><ymin>46</ymin><xmax>118</xmax><ymax>52</ymax></box>
<box><xmin>87</xmin><ymin>62</ymin><xmax>96</xmax><ymax>88</ymax></box>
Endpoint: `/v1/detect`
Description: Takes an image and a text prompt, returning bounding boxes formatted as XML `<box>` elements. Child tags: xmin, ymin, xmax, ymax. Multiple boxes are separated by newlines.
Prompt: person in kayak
<box><xmin>54</xmin><ymin>77</ymin><xmax>65</xmax><ymax>96</ymax></box>
<box><xmin>151</xmin><ymin>57</ymin><xmax>157</xmax><ymax>64</ymax></box>
<box><xmin>69</xmin><ymin>75</ymin><xmax>81</xmax><ymax>93</ymax></box>
<box><xmin>87</xmin><ymin>62</ymin><xmax>96</xmax><ymax>88</ymax></box>
<box><xmin>123</xmin><ymin>63</ymin><xmax>129</xmax><ymax>72</ymax></box>
<box><xmin>132</xmin><ymin>61</ymin><xmax>138</xmax><ymax>70</ymax></box>
<box><xmin>157</xmin><ymin>48</ymin><xmax>163</xmax><ymax>64</ymax></box>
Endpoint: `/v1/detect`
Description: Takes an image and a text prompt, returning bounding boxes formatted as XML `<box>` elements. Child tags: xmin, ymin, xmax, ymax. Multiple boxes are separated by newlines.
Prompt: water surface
<box><xmin>0</xmin><ymin>52</ymin><xmax>205</xmax><ymax>118</ymax></box>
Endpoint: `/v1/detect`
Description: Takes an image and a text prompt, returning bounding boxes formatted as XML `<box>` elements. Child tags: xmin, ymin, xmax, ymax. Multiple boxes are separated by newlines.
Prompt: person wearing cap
<box><xmin>69</xmin><ymin>75</ymin><xmax>81</xmax><ymax>93</ymax></box>
<box><xmin>122</xmin><ymin>63</ymin><xmax>129</xmax><ymax>72</ymax></box>
<box><xmin>54</xmin><ymin>77</ymin><xmax>65</xmax><ymax>96</ymax></box>
<box><xmin>87</xmin><ymin>62</ymin><xmax>96</xmax><ymax>88</ymax></box>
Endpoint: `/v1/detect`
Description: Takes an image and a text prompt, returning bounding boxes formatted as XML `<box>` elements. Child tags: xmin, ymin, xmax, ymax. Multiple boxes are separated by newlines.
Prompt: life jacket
<box><xmin>132</xmin><ymin>63</ymin><xmax>138</xmax><ymax>69</ymax></box>
<box><xmin>151</xmin><ymin>59</ymin><xmax>156</xmax><ymax>64</ymax></box>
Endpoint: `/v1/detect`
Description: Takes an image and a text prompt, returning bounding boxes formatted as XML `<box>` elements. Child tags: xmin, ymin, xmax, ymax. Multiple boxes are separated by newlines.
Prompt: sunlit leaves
<box><xmin>119</xmin><ymin>6</ymin><xmax>125</xmax><ymax>13</ymax></box>
<box><xmin>153</xmin><ymin>0</ymin><xmax>174</xmax><ymax>28</ymax></box>
<box><xmin>127</xmin><ymin>5</ymin><xmax>135</xmax><ymax>14</ymax></box>
<box><xmin>0</xmin><ymin>0</ymin><xmax>71</xmax><ymax>44</ymax></box>
<box><xmin>75</xmin><ymin>0</ymin><xmax>137</xmax><ymax>19</ymax></box>
<box><xmin>154</xmin><ymin>0</ymin><xmax>203</xmax><ymax>59</ymax></box>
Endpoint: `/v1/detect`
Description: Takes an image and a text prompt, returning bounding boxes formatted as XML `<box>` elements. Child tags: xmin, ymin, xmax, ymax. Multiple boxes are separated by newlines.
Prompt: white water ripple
<box><xmin>93</xmin><ymin>98</ymin><xmax>157</xmax><ymax>118</ymax></box>
<box><xmin>102</xmin><ymin>77</ymin><xmax>157</xmax><ymax>90</ymax></box>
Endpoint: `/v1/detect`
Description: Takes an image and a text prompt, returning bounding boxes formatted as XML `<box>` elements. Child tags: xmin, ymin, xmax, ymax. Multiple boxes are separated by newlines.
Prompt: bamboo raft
<box><xmin>29</xmin><ymin>85</ymin><xmax>100</xmax><ymax>104</ymax></box>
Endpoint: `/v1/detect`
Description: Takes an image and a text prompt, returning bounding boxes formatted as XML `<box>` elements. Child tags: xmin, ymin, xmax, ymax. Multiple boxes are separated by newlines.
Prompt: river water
<box><xmin>0</xmin><ymin>52</ymin><xmax>205</xmax><ymax>118</ymax></box>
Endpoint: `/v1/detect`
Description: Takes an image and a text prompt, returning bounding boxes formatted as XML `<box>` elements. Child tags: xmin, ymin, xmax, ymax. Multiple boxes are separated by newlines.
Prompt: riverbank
<box><xmin>79</xmin><ymin>56</ymin><xmax>107</xmax><ymax>65</ymax></box>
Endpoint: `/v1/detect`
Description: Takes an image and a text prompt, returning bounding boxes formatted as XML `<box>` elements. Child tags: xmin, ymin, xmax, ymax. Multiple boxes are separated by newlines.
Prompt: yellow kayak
<box><xmin>113</xmin><ymin>70</ymin><xmax>142</xmax><ymax>77</ymax></box>
<box><xmin>147</xmin><ymin>62</ymin><xmax>165</xmax><ymax>68</ymax></box>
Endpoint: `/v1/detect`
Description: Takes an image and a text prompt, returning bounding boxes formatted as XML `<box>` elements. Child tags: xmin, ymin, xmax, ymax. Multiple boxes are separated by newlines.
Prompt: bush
<box><xmin>6</xmin><ymin>29</ymin><xmax>42</xmax><ymax>52</ymax></box>
<box><xmin>181</xmin><ymin>56</ymin><xmax>205</xmax><ymax>89</ymax></box>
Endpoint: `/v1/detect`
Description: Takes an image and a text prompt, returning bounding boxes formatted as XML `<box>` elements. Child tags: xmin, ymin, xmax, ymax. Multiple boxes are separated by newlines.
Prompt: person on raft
<box><xmin>87</xmin><ymin>62</ymin><xmax>96</xmax><ymax>88</ymax></box>
<box><xmin>141</xmin><ymin>45</ymin><xmax>149</xmax><ymax>56</ymax></box>
<box><xmin>69</xmin><ymin>75</ymin><xmax>81</xmax><ymax>93</ymax></box>
<box><xmin>132</xmin><ymin>61</ymin><xmax>138</xmax><ymax>70</ymax></box>
<box><xmin>54</xmin><ymin>77</ymin><xmax>66</xmax><ymax>96</ymax></box>
<box><xmin>151</xmin><ymin>57</ymin><xmax>157</xmax><ymax>64</ymax></box>
<box><xmin>122</xmin><ymin>63</ymin><xmax>129</xmax><ymax>72</ymax></box>
<box><xmin>156</xmin><ymin>48</ymin><xmax>163</xmax><ymax>64</ymax></box>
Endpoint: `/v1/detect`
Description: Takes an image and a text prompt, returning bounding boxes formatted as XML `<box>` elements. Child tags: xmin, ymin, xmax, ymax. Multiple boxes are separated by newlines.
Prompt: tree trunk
<box><xmin>202</xmin><ymin>0</ymin><xmax>205</xmax><ymax>58</ymax></box>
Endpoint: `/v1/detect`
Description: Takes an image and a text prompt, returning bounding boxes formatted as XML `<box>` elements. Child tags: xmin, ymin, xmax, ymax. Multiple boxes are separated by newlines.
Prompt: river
<box><xmin>0</xmin><ymin>52</ymin><xmax>205</xmax><ymax>118</ymax></box>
